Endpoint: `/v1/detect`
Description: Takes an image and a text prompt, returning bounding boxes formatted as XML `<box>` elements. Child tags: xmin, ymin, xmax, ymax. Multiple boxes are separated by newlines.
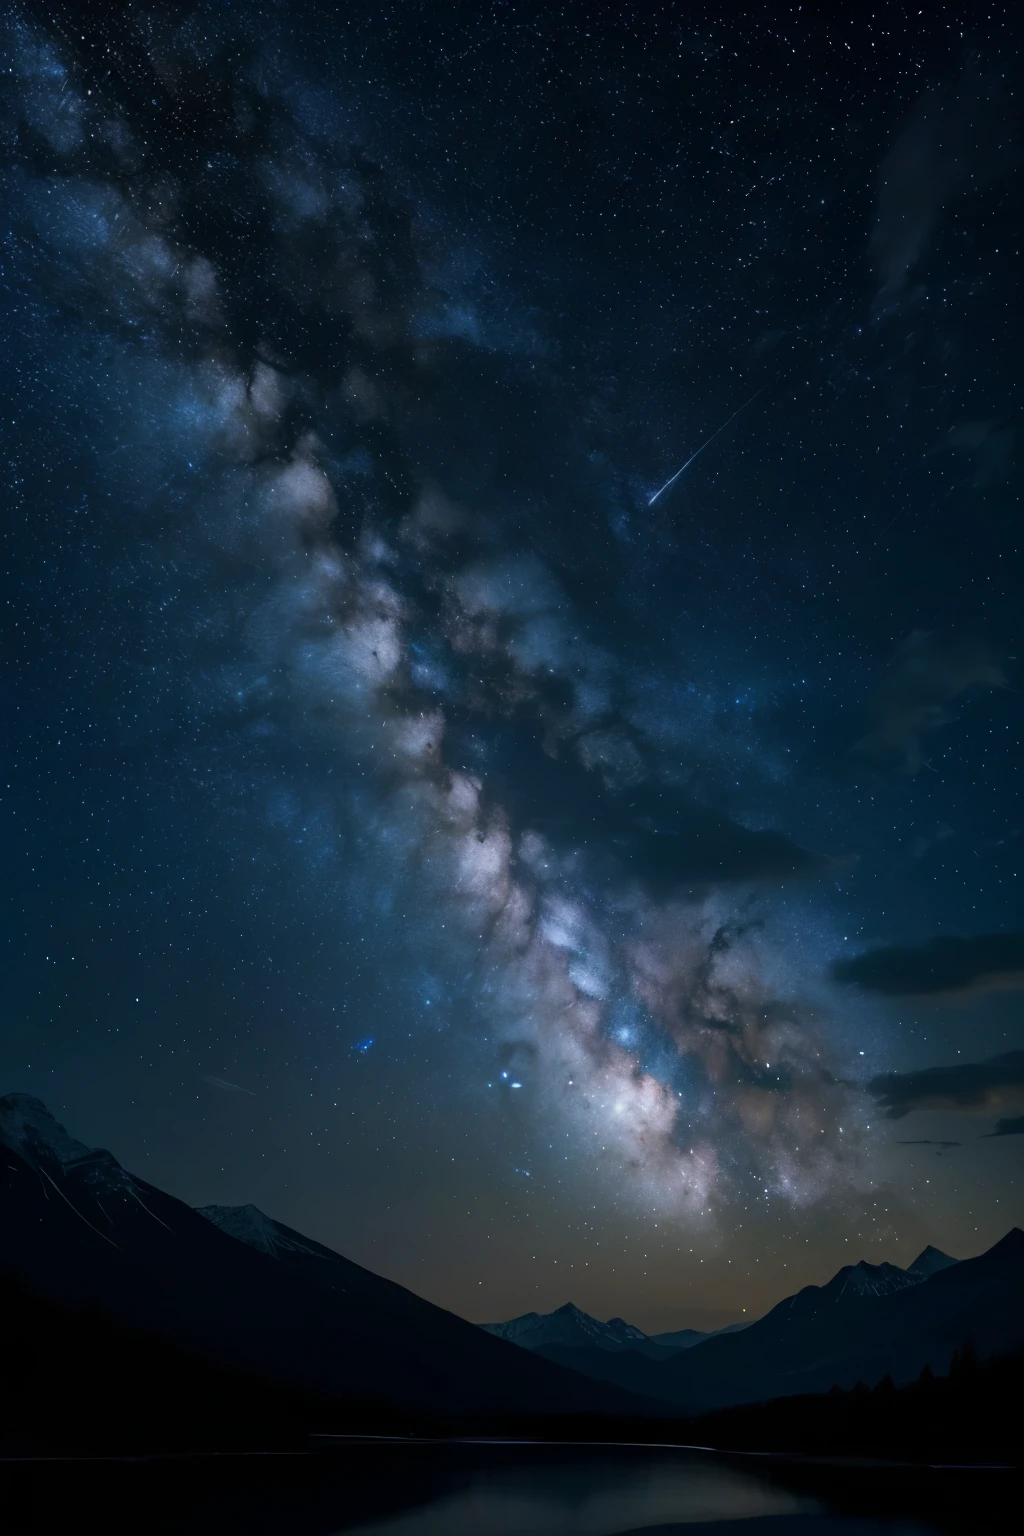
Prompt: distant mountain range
<box><xmin>480</xmin><ymin>1234</ymin><xmax>1022</xmax><ymax>1413</ymax></box>
<box><xmin>484</xmin><ymin>1244</ymin><xmax>960</xmax><ymax>1363</ymax></box>
<box><xmin>0</xmin><ymin>1093</ymin><xmax>651</xmax><ymax>1419</ymax></box>
<box><xmin>481</xmin><ymin>1302</ymin><xmax>750</xmax><ymax>1357</ymax></box>
<box><xmin>1</xmin><ymin>1092</ymin><xmax>1020</xmax><ymax>1426</ymax></box>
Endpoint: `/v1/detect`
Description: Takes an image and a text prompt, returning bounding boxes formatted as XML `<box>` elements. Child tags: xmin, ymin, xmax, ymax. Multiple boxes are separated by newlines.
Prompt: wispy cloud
<box><xmin>833</xmin><ymin>932</ymin><xmax>1024</xmax><ymax>999</ymax></box>
<box><xmin>867</xmin><ymin>1051</ymin><xmax>1024</xmax><ymax>1120</ymax></box>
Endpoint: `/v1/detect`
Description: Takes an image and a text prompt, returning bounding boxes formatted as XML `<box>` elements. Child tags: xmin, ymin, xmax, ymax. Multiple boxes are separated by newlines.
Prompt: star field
<box><xmin>1</xmin><ymin>0</ymin><xmax>1021</xmax><ymax>1331</ymax></box>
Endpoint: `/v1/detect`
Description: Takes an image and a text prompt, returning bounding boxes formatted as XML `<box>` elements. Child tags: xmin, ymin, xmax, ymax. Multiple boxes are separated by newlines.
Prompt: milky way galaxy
<box><xmin>3</xmin><ymin>1</ymin><xmax>1021</xmax><ymax>1330</ymax></box>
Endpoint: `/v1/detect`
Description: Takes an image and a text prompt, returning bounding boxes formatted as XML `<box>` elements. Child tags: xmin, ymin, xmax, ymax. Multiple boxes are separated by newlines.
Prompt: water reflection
<box><xmin>2</xmin><ymin>1442</ymin><xmax>1002</xmax><ymax>1533</ymax></box>
<box><xmin>342</xmin><ymin>1449</ymin><xmax>813</xmax><ymax>1534</ymax></box>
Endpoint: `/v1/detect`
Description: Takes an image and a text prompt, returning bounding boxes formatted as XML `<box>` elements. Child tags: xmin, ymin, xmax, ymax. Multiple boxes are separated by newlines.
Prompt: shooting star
<box><xmin>648</xmin><ymin>380</ymin><xmax>774</xmax><ymax>506</ymax></box>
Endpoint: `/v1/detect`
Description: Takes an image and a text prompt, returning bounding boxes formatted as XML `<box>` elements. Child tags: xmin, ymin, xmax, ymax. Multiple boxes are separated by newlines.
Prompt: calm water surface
<box><xmin>343</xmin><ymin>1448</ymin><xmax>816</xmax><ymax>1533</ymax></box>
<box><xmin>321</xmin><ymin>1443</ymin><xmax>991</xmax><ymax>1536</ymax></box>
<box><xmin>4</xmin><ymin>1442</ymin><xmax>1008</xmax><ymax>1534</ymax></box>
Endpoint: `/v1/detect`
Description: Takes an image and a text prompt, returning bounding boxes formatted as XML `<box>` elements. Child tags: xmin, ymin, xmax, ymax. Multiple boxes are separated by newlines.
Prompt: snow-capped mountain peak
<box><xmin>481</xmin><ymin>1302</ymin><xmax>655</xmax><ymax>1354</ymax></box>
<box><xmin>606</xmin><ymin>1315</ymin><xmax>650</xmax><ymax>1343</ymax></box>
<box><xmin>196</xmin><ymin>1202</ymin><xmax>326</xmax><ymax>1261</ymax></box>
<box><xmin>0</xmin><ymin>1093</ymin><xmax>95</xmax><ymax>1169</ymax></box>
<box><xmin>0</xmin><ymin>1092</ymin><xmax>135</xmax><ymax>1194</ymax></box>
<box><xmin>829</xmin><ymin>1259</ymin><xmax>918</xmax><ymax>1301</ymax></box>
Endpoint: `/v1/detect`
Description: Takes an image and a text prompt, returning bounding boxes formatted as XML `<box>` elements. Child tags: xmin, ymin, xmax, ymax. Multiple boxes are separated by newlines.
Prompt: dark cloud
<box><xmin>854</xmin><ymin>630</ymin><xmax>1005</xmax><ymax>776</ymax></box>
<box><xmin>833</xmin><ymin>932</ymin><xmax>1024</xmax><ymax>998</ymax></box>
<box><xmin>871</xmin><ymin>71</ymin><xmax>1017</xmax><ymax>298</ymax></box>
<box><xmin>452</xmin><ymin>714</ymin><xmax>828</xmax><ymax>897</ymax></box>
<box><xmin>866</xmin><ymin>1050</ymin><xmax>1024</xmax><ymax>1120</ymax></box>
<box><xmin>986</xmin><ymin>1116</ymin><xmax>1024</xmax><ymax>1139</ymax></box>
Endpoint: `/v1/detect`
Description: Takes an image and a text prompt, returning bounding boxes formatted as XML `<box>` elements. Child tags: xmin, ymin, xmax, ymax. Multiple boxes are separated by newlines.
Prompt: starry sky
<box><xmin>2</xmin><ymin>0</ymin><xmax>1022</xmax><ymax>1334</ymax></box>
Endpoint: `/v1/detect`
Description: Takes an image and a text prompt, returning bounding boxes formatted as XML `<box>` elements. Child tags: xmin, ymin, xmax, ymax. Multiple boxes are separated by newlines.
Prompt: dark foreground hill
<box><xmin>0</xmin><ymin>1268</ymin><xmax>359</xmax><ymax>1455</ymax></box>
<box><xmin>682</xmin><ymin>1344</ymin><xmax>1024</xmax><ymax>1465</ymax></box>
<box><xmin>0</xmin><ymin>1093</ymin><xmax>652</xmax><ymax>1420</ymax></box>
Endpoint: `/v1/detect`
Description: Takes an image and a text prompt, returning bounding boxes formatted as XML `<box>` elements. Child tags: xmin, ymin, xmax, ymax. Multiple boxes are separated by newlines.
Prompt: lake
<box><xmin>1</xmin><ymin>1440</ymin><xmax>1012</xmax><ymax>1533</ymax></box>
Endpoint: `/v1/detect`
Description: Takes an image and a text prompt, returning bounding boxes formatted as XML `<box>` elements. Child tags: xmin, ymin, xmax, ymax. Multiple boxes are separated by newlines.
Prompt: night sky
<box><xmin>2</xmin><ymin>1</ymin><xmax>1022</xmax><ymax>1335</ymax></box>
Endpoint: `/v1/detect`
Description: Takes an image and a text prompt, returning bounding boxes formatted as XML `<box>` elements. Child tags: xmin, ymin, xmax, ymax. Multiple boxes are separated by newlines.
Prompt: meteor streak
<box><xmin>648</xmin><ymin>380</ymin><xmax>773</xmax><ymax>506</ymax></box>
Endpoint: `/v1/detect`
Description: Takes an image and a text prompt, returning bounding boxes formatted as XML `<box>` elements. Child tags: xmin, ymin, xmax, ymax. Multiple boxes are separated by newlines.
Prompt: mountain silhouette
<box><xmin>4</xmin><ymin>1092</ymin><xmax>1020</xmax><ymax>1424</ymax></box>
<box><xmin>0</xmin><ymin>1093</ymin><xmax>653</xmax><ymax>1419</ymax></box>
<box><xmin>481</xmin><ymin>1301</ymin><xmax>750</xmax><ymax>1369</ymax></box>
<box><xmin>485</xmin><ymin>1235</ymin><xmax>1024</xmax><ymax>1411</ymax></box>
